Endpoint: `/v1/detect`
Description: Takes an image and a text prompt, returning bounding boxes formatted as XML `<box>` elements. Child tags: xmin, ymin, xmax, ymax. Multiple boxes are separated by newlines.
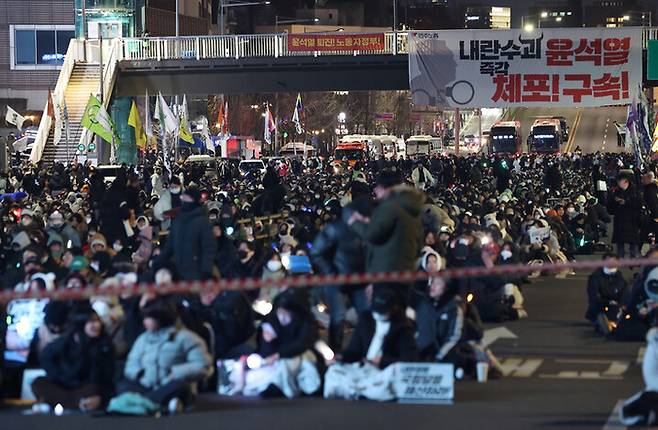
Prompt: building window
<box><xmin>10</xmin><ymin>25</ymin><xmax>75</xmax><ymax>70</ymax></box>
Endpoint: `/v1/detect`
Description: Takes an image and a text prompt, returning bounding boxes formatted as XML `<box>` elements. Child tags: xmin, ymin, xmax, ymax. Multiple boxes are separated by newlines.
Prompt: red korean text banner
<box><xmin>408</xmin><ymin>28</ymin><xmax>642</xmax><ymax>108</ymax></box>
<box><xmin>287</xmin><ymin>33</ymin><xmax>386</xmax><ymax>52</ymax></box>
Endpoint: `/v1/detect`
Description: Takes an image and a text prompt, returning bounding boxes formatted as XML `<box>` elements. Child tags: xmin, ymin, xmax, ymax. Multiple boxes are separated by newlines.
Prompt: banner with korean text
<box><xmin>408</xmin><ymin>28</ymin><xmax>642</xmax><ymax>108</ymax></box>
<box><xmin>288</xmin><ymin>33</ymin><xmax>385</xmax><ymax>52</ymax></box>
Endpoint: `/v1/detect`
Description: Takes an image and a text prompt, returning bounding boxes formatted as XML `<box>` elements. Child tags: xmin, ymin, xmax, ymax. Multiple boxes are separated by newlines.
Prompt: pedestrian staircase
<box><xmin>41</xmin><ymin>63</ymin><xmax>100</xmax><ymax>164</ymax></box>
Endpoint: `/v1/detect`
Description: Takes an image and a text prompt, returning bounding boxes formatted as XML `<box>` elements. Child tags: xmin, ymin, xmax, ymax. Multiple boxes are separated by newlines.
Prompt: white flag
<box><xmin>53</xmin><ymin>94</ymin><xmax>65</xmax><ymax>146</ymax></box>
<box><xmin>12</xmin><ymin>136</ymin><xmax>29</xmax><ymax>152</ymax></box>
<box><xmin>5</xmin><ymin>105</ymin><xmax>25</xmax><ymax>130</ymax></box>
<box><xmin>157</xmin><ymin>92</ymin><xmax>178</xmax><ymax>135</ymax></box>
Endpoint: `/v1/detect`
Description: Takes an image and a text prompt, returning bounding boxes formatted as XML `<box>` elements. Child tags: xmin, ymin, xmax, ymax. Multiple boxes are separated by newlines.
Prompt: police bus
<box><xmin>489</xmin><ymin>121</ymin><xmax>522</xmax><ymax>154</ymax></box>
<box><xmin>527</xmin><ymin>118</ymin><xmax>563</xmax><ymax>154</ymax></box>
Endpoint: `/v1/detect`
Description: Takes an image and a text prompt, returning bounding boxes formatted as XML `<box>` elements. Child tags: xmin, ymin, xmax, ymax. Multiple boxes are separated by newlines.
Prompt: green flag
<box><xmin>81</xmin><ymin>94</ymin><xmax>120</xmax><ymax>145</ymax></box>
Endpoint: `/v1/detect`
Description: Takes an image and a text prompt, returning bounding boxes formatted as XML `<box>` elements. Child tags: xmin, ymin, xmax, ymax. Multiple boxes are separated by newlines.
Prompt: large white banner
<box><xmin>408</xmin><ymin>28</ymin><xmax>642</xmax><ymax>108</ymax></box>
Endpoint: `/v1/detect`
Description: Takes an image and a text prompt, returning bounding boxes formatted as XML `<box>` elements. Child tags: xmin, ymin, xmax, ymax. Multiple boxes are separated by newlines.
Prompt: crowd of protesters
<box><xmin>1</xmin><ymin>150</ymin><xmax>658</xmax><ymax>415</ymax></box>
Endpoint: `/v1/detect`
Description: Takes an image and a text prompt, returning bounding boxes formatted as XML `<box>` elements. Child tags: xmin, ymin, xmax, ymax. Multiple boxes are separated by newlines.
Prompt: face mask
<box><xmin>245</xmin><ymin>227</ymin><xmax>253</xmax><ymax>236</ymax></box>
<box><xmin>85</xmin><ymin>216</ymin><xmax>92</xmax><ymax>224</ymax></box>
<box><xmin>170</xmin><ymin>187</ymin><xmax>181</xmax><ymax>195</ymax></box>
<box><xmin>277</xmin><ymin>310</ymin><xmax>292</xmax><ymax>326</ymax></box>
<box><xmin>500</xmin><ymin>249</ymin><xmax>513</xmax><ymax>260</ymax></box>
<box><xmin>372</xmin><ymin>311</ymin><xmax>390</xmax><ymax>322</ymax></box>
<box><xmin>51</xmin><ymin>219</ymin><xmax>64</xmax><ymax>228</ymax></box>
<box><xmin>603</xmin><ymin>267</ymin><xmax>618</xmax><ymax>275</ymax></box>
<box><xmin>238</xmin><ymin>250</ymin><xmax>250</xmax><ymax>260</ymax></box>
<box><xmin>113</xmin><ymin>243</ymin><xmax>123</xmax><ymax>252</ymax></box>
<box><xmin>267</xmin><ymin>260</ymin><xmax>283</xmax><ymax>272</ymax></box>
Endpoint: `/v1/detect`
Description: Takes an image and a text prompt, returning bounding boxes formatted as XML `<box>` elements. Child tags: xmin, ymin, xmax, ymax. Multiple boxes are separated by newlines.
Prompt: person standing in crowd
<box><xmin>31</xmin><ymin>307</ymin><xmax>115</xmax><ymax>412</ymax></box>
<box><xmin>155</xmin><ymin>187</ymin><xmax>215</xmax><ymax>281</ymax></box>
<box><xmin>119</xmin><ymin>298</ymin><xmax>212</xmax><ymax>413</ymax></box>
<box><xmin>642</xmin><ymin>171</ymin><xmax>658</xmax><ymax>238</ymax></box>
<box><xmin>608</xmin><ymin>173</ymin><xmax>642</xmax><ymax>258</ymax></box>
<box><xmin>349</xmin><ymin>168</ymin><xmax>424</xmax><ymax>303</ymax></box>
<box><xmin>311</xmin><ymin>201</ymin><xmax>368</xmax><ymax>352</ymax></box>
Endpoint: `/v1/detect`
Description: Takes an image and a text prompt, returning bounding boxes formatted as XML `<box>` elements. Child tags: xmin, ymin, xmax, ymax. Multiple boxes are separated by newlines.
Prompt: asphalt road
<box><xmin>508</xmin><ymin>107</ymin><xmax>629</xmax><ymax>154</ymax></box>
<box><xmin>0</xmin><ymin>266</ymin><xmax>647</xmax><ymax>430</ymax></box>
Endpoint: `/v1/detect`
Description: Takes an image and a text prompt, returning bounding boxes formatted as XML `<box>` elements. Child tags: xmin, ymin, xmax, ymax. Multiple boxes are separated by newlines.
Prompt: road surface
<box><xmin>1</xmin><ymin>265</ymin><xmax>645</xmax><ymax>430</ymax></box>
<box><xmin>508</xmin><ymin>107</ymin><xmax>629</xmax><ymax>154</ymax></box>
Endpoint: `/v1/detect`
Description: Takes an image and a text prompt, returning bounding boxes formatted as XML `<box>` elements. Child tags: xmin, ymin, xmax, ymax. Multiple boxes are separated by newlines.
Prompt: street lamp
<box><xmin>275</xmin><ymin>16</ymin><xmax>320</xmax><ymax>33</ymax></box>
<box><xmin>219</xmin><ymin>0</ymin><xmax>271</xmax><ymax>35</ymax></box>
<box><xmin>540</xmin><ymin>11</ymin><xmax>549</xmax><ymax>19</ymax></box>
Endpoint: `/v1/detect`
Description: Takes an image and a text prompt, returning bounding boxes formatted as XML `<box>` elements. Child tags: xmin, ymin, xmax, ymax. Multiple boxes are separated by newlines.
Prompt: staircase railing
<box><xmin>29</xmin><ymin>39</ymin><xmax>84</xmax><ymax>163</ymax></box>
<box><xmin>78</xmin><ymin>38</ymin><xmax>122</xmax><ymax>154</ymax></box>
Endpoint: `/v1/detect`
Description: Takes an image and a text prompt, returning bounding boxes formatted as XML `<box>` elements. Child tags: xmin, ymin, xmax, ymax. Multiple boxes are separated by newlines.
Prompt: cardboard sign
<box><xmin>394</xmin><ymin>362</ymin><xmax>454</xmax><ymax>404</ymax></box>
<box><xmin>529</xmin><ymin>226</ymin><xmax>551</xmax><ymax>244</ymax></box>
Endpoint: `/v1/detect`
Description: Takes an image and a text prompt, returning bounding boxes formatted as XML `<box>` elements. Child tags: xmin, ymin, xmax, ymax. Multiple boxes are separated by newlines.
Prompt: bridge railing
<box><xmin>120</xmin><ymin>28</ymin><xmax>658</xmax><ymax>62</ymax></box>
<box><xmin>120</xmin><ymin>32</ymin><xmax>409</xmax><ymax>61</ymax></box>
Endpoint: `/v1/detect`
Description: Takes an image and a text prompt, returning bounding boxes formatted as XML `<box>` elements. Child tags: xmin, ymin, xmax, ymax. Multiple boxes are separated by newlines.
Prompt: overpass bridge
<box><xmin>29</xmin><ymin>29</ymin><xmax>658</xmax><ymax>163</ymax></box>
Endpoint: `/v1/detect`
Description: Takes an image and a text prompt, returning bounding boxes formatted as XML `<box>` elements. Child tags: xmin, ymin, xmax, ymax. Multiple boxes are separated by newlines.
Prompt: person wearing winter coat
<box><xmin>586</xmin><ymin>253</ymin><xmax>629</xmax><ymax>333</ymax></box>
<box><xmin>310</xmin><ymin>202</ymin><xmax>368</xmax><ymax>352</ymax></box>
<box><xmin>155</xmin><ymin>187</ymin><xmax>216</xmax><ymax>281</ymax></box>
<box><xmin>324</xmin><ymin>288</ymin><xmax>417</xmax><ymax>401</ymax></box>
<box><xmin>620</xmin><ymin>328</ymin><xmax>658</xmax><ymax>426</ymax></box>
<box><xmin>349</xmin><ymin>169</ymin><xmax>424</xmax><ymax>303</ymax></box>
<box><xmin>239</xmin><ymin>290</ymin><xmax>321</xmax><ymax>398</ymax></box>
<box><xmin>607</xmin><ymin>173</ymin><xmax>642</xmax><ymax>258</ymax></box>
<box><xmin>411</xmin><ymin>163</ymin><xmax>435</xmax><ymax>190</ymax></box>
<box><xmin>32</xmin><ymin>307</ymin><xmax>115</xmax><ymax>412</ymax></box>
<box><xmin>415</xmin><ymin>277</ymin><xmax>500</xmax><ymax>378</ymax></box>
<box><xmin>642</xmin><ymin>171</ymin><xmax>658</xmax><ymax>237</ymax></box>
<box><xmin>119</xmin><ymin>298</ymin><xmax>213</xmax><ymax>410</ymax></box>
<box><xmin>45</xmin><ymin>211</ymin><xmax>81</xmax><ymax>249</ymax></box>
<box><xmin>201</xmin><ymin>290</ymin><xmax>255</xmax><ymax>359</ymax></box>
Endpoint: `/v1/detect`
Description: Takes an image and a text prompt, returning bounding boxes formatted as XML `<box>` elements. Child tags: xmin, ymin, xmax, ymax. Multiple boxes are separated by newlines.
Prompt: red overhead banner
<box><xmin>287</xmin><ymin>33</ymin><xmax>386</xmax><ymax>52</ymax></box>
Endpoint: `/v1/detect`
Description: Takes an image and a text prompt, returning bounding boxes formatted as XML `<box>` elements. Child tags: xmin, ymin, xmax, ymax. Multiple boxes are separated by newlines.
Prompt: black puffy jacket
<box><xmin>310</xmin><ymin>209</ymin><xmax>365</xmax><ymax>276</ymax></box>
<box><xmin>40</xmin><ymin>330</ymin><xmax>115</xmax><ymax>401</ymax></box>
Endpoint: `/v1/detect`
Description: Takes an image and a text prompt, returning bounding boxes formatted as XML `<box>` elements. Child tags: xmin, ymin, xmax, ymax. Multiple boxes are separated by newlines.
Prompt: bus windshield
<box><xmin>490</xmin><ymin>127</ymin><xmax>518</xmax><ymax>153</ymax></box>
<box><xmin>335</xmin><ymin>149</ymin><xmax>363</xmax><ymax>160</ymax></box>
<box><xmin>530</xmin><ymin>126</ymin><xmax>560</xmax><ymax>151</ymax></box>
<box><xmin>406</xmin><ymin>141</ymin><xmax>430</xmax><ymax>155</ymax></box>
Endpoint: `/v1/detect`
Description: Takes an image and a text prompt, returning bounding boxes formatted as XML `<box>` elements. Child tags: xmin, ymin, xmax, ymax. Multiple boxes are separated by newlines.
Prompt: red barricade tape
<box><xmin>1</xmin><ymin>256</ymin><xmax>656</xmax><ymax>303</ymax></box>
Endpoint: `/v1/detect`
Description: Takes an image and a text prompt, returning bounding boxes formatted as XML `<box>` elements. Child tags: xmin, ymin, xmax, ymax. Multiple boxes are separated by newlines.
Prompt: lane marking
<box><xmin>540</xmin><ymin>360</ymin><xmax>630</xmax><ymax>380</ymax></box>
<box><xmin>566</xmin><ymin>109</ymin><xmax>582</xmax><ymax>152</ymax></box>
<box><xmin>498</xmin><ymin>358</ymin><xmax>544</xmax><ymax>378</ymax></box>
<box><xmin>602</xmin><ymin>400</ymin><xmax>627</xmax><ymax>430</ymax></box>
<box><xmin>482</xmin><ymin>326</ymin><xmax>518</xmax><ymax>348</ymax></box>
<box><xmin>636</xmin><ymin>347</ymin><xmax>646</xmax><ymax>364</ymax></box>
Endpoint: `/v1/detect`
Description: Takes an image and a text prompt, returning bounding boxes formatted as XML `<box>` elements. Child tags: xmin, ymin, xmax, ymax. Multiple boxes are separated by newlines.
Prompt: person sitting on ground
<box><xmin>118</xmin><ymin>297</ymin><xmax>213</xmax><ymax>414</ymax></box>
<box><xmin>31</xmin><ymin>306</ymin><xmax>115</xmax><ymax>413</ymax></box>
<box><xmin>415</xmin><ymin>277</ymin><xmax>502</xmax><ymax>380</ymax></box>
<box><xmin>324</xmin><ymin>288</ymin><xmax>418</xmax><ymax>401</ymax></box>
<box><xmin>238</xmin><ymin>290</ymin><xmax>321</xmax><ymax>398</ymax></box>
<box><xmin>585</xmin><ymin>253</ymin><xmax>628</xmax><ymax>335</ymax></box>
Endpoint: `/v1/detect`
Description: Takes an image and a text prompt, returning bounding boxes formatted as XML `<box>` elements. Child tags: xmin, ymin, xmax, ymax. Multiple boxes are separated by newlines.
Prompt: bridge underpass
<box><xmin>114</xmin><ymin>55</ymin><xmax>410</xmax><ymax>96</ymax></box>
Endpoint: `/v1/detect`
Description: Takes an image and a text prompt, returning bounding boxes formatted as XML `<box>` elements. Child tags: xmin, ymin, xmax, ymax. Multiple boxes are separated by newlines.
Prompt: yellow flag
<box><xmin>128</xmin><ymin>100</ymin><xmax>146</xmax><ymax>149</ymax></box>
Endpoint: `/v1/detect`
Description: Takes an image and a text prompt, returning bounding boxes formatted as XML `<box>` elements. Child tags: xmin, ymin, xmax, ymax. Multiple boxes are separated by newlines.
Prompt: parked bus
<box><xmin>405</xmin><ymin>135</ymin><xmax>443</xmax><ymax>159</ymax></box>
<box><xmin>489</xmin><ymin>121</ymin><xmax>522</xmax><ymax>154</ymax></box>
<box><xmin>527</xmin><ymin>119</ymin><xmax>563</xmax><ymax>154</ymax></box>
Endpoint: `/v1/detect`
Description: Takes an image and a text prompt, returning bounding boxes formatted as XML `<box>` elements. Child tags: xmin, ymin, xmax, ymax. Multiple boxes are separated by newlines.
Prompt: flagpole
<box><xmin>64</xmin><ymin>101</ymin><xmax>70</xmax><ymax>163</ymax></box>
<box><xmin>174</xmin><ymin>95</ymin><xmax>179</xmax><ymax>162</ymax></box>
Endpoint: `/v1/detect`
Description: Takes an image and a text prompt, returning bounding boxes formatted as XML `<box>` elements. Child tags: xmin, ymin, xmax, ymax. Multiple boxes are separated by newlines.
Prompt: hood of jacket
<box><xmin>387</xmin><ymin>185</ymin><xmax>425</xmax><ymax>217</ymax></box>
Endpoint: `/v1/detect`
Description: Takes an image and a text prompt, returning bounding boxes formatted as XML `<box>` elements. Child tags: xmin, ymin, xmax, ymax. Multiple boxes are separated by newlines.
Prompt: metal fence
<box><xmin>120</xmin><ymin>32</ymin><xmax>408</xmax><ymax>61</ymax></box>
